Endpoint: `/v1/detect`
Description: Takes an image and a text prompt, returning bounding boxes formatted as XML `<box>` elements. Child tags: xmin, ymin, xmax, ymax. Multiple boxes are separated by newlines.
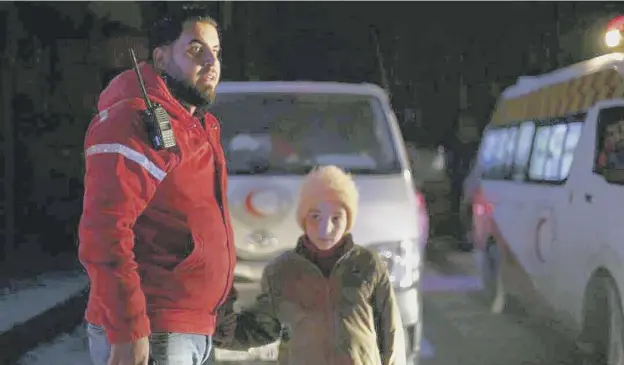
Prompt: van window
<box><xmin>511</xmin><ymin>121</ymin><xmax>535</xmax><ymax>180</ymax></box>
<box><xmin>209</xmin><ymin>93</ymin><xmax>401</xmax><ymax>175</ymax></box>
<box><xmin>480</xmin><ymin>127</ymin><xmax>517</xmax><ymax>179</ymax></box>
<box><xmin>595</xmin><ymin>106</ymin><xmax>624</xmax><ymax>183</ymax></box>
<box><xmin>561</xmin><ymin>122</ymin><xmax>583</xmax><ymax>178</ymax></box>
<box><xmin>480</xmin><ymin>114</ymin><xmax>584</xmax><ymax>183</ymax></box>
<box><xmin>503</xmin><ymin>127</ymin><xmax>519</xmax><ymax>172</ymax></box>
<box><xmin>529</xmin><ymin>126</ymin><xmax>552</xmax><ymax>180</ymax></box>
<box><xmin>528</xmin><ymin>117</ymin><xmax>584</xmax><ymax>182</ymax></box>
<box><xmin>479</xmin><ymin>129</ymin><xmax>500</xmax><ymax>174</ymax></box>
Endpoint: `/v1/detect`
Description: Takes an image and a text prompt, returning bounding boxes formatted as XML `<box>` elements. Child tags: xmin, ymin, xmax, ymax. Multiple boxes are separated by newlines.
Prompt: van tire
<box><xmin>605</xmin><ymin>277</ymin><xmax>624</xmax><ymax>365</ymax></box>
<box><xmin>478</xmin><ymin>239</ymin><xmax>506</xmax><ymax>314</ymax></box>
<box><xmin>579</xmin><ymin>274</ymin><xmax>624</xmax><ymax>365</ymax></box>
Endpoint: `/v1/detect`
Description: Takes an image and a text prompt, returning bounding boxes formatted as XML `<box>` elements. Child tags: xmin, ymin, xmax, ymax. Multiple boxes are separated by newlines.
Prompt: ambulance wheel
<box><xmin>478</xmin><ymin>239</ymin><xmax>505</xmax><ymax>314</ymax></box>
<box><xmin>580</xmin><ymin>275</ymin><xmax>624</xmax><ymax>365</ymax></box>
<box><xmin>605</xmin><ymin>278</ymin><xmax>624</xmax><ymax>365</ymax></box>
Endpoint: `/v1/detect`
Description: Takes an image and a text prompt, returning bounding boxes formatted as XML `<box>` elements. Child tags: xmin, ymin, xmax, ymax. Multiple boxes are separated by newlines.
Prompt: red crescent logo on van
<box><xmin>245</xmin><ymin>190</ymin><xmax>266</xmax><ymax>218</ymax></box>
<box><xmin>535</xmin><ymin>218</ymin><xmax>548</xmax><ymax>263</ymax></box>
<box><xmin>231</xmin><ymin>184</ymin><xmax>293</xmax><ymax>230</ymax></box>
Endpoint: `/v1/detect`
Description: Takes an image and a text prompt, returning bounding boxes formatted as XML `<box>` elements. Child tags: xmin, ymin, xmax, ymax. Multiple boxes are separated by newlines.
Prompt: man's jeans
<box><xmin>86</xmin><ymin>322</ymin><xmax>213</xmax><ymax>365</ymax></box>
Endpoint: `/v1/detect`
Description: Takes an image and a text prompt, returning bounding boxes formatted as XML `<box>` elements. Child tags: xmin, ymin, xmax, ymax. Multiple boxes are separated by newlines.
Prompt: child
<box><xmin>214</xmin><ymin>165</ymin><xmax>407</xmax><ymax>365</ymax></box>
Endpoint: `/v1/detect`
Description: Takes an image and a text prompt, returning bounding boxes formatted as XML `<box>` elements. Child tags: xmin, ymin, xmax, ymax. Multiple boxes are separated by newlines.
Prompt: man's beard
<box><xmin>161</xmin><ymin>72</ymin><xmax>215</xmax><ymax>109</ymax></box>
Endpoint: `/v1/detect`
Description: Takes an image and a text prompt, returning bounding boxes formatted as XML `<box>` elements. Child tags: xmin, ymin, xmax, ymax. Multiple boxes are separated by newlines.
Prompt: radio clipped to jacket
<box><xmin>128</xmin><ymin>48</ymin><xmax>177</xmax><ymax>150</ymax></box>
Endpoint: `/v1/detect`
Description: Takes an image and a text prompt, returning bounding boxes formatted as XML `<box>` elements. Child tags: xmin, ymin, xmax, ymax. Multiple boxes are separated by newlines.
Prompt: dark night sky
<box><xmin>7</xmin><ymin>1</ymin><xmax>624</xmax><ymax>147</ymax></box>
<box><xmin>12</xmin><ymin>2</ymin><xmax>624</xmax><ymax>118</ymax></box>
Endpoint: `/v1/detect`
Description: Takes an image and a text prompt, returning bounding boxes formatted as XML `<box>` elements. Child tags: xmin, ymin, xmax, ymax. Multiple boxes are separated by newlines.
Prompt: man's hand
<box><xmin>107</xmin><ymin>337</ymin><xmax>150</xmax><ymax>365</ymax></box>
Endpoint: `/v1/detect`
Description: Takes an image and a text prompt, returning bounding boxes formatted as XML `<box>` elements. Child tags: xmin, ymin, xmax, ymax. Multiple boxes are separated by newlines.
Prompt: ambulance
<box><xmin>209</xmin><ymin>81</ymin><xmax>426</xmax><ymax>363</ymax></box>
<box><xmin>472</xmin><ymin>52</ymin><xmax>624</xmax><ymax>363</ymax></box>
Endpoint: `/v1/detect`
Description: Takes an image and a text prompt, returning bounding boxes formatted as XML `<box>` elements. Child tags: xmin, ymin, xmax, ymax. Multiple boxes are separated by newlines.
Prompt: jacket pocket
<box><xmin>173</xmin><ymin>234</ymin><xmax>203</xmax><ymax>273</ymax></box>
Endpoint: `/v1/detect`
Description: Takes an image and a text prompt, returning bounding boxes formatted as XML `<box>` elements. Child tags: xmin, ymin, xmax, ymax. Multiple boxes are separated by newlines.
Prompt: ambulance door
<box><xmin>553</xmin><ymin>103</ymin><xmax>621</xmax><ymax>324</ymax></box>
<box><xmin>526</xmin><ymin>116</ymin><xmax>585</xmax><ymax>311</ymax></box>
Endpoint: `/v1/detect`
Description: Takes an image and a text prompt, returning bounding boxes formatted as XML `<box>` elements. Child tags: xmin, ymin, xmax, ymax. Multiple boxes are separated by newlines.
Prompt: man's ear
<box><xmin>152</xmin><ymin>46</ymin><xmax>168</xmax><ymax>69</ymax></box>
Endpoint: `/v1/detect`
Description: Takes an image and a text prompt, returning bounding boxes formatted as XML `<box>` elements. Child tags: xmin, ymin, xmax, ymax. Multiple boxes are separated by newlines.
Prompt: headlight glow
<box><xmin>370</xmin><ymin>239</ymin><xmax>421</xmax><ymax>289</ymax></box>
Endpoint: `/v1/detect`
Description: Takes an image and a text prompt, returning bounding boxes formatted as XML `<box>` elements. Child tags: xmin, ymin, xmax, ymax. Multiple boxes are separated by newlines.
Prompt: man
<box><xmin>78</xmin><ymin>9</ymin><xmax>235</xmax><ymax>365</ymax></box>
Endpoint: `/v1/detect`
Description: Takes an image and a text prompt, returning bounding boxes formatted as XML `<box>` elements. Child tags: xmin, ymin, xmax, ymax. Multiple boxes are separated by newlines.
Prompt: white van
<box><xmin>210</xmin><ymin>81</ymin><xmax>426</xmax><ymax>363</ymax></box>
<box><xmin>472</xmin><ymin>52</ymin><xmax>624</xmax><ymax>363</ymax></box>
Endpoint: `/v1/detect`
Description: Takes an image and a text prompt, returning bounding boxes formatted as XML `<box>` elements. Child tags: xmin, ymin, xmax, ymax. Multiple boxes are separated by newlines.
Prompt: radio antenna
<box><xmin>128</xmin><ymin>48</ymin><xmax>153</xmax><ymax>109</ymax></box>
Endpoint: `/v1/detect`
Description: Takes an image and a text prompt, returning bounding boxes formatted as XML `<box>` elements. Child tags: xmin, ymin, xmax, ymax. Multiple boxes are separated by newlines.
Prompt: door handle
<box><xmin>585</xmin><ymin>193</ymin><xmax>593</xmax><ymax>203</ymax></box>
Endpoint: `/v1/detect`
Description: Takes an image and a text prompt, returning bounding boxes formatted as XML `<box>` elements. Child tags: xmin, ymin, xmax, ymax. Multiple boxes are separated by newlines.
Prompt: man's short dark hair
<box><xmin>147</xmin><ymin>6</ymin><xmax>218</xmax><ymax>60</ymax></box>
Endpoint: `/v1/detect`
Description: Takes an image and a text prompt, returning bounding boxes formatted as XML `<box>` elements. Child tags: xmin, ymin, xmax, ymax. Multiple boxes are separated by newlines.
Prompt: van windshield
<box><xmin>209</xmin><ymin>92</ymin><xmax>401</xmax><ymax>175</ymax></box>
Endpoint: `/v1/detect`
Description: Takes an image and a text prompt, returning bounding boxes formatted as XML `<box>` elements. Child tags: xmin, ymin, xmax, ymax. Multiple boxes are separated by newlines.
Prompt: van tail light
<box><xmin>415</xmin><ymin>189</ymin><xmax>429</xmax><ymax>248</ymax></box>
<box><xmin>472</xmin><ymin>187</ymin><xmax>493</xmax><ymax>217</ymax></box>
<box><xmin>415</xmin><ymin>189</ymin><xmax>427</xmax><ymax>213</ymax></box>
<box><xmin>471</xmin><ymin>187</ymin><xmax>493</xmax><ymax>249</ymax></box>
<box><xmin>473</xmin><ymin>201</ymin><xmax>493</xmax><ymax>216</ymax></box>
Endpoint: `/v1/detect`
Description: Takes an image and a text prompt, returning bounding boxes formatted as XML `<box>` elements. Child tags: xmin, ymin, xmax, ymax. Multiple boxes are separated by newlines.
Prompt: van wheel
<box><xmin>579</xmin><ymin>275</ymin><xmax>624</xmax><ymax>365</ymax></box>
<box><xmin>606</xmin><ymin>279</ymin><xmax>624</xmax><ymax>365</ymax></box>
<box><xmin>478</xmin><ymin>240</ymin><xmax>505</xmax><ymax>314</ymax></box>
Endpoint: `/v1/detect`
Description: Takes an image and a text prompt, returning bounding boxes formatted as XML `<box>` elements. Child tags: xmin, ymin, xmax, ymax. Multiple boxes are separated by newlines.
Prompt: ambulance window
<box><xmin>528</xmin><ymin>117</ymin><xmax>584</xmax><ymax>182</ymax></box>
<box><xmin>481</xmin><ymin>127</ymin><xmax>516</xmax><ymax>179</ymax></box>
<box><xmin>511</xmin><ymin>121</ymin><xmax>535</xmax><ymax>180</ymax></box>
<box><xmin>503</xmin><ymin>127</ymin><xmax>519</xmax><ymax>171</ymax></box>
<box><xmin>479</xmin><ymin>129</ymin><xmax>502</xmax><ymax>178</ymax></box>
<box><xmin>543</xmin><ymin>124</ymin><xmax>567</xmax><ymax>180</ymax></box>
<box><xmin>560</xmin><ymin>122</ymin><xmax>583</xmax><ymax>179</ymax></box>
<box><xmin>595</xmin><ymin>106</ymin><xmax>624</xmax><ymax>184</ymax></box>
<box><xmin>528</xmin><ymin>126</ymin><xmax>552</xmax><ymax>180</ymax></box>
<box><xmin>491</xmin><ymin>128</ymin><xmax>512</xmax><ymax>177</ymax></box>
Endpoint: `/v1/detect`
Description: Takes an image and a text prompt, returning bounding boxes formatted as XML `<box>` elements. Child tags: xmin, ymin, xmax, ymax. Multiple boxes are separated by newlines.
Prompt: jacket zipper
<box><xmin>296</xmin><ymin>252</ymin><xmax>353</xmax><ymax>364</ymax></box>
<box><xmin>201</xmin><ymin>116</ymin><xmax>233</xmax><ymax>312</ymax></box>
<box><xmin>159</xmin><ymin>79</ymin><xmax>233</xmax><ymax>314</ymax></box>
<box><xmin>213</xmin><ymin>157</ymin><xmax>232</xmax><ymax>311</ymax></box>
<box><xmin>304</xmin><ymin>260</ymin><xmax>333</xmax><ymax>364</ymax></box>
<box><xmin>326</xmin><ymin>255</ymin><xmax>351</xmax><ymax>365</ymax></box>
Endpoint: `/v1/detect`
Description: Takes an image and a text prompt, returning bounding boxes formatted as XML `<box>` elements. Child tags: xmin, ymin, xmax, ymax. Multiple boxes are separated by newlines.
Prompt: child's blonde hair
<box><xmin>296</xmin><ymin>165</ymin><xmax>359</xmax><ymax>232</ymax></box>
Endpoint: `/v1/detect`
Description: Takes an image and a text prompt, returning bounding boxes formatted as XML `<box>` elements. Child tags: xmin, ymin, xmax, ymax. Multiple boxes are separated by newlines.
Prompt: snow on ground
<box><xmin>0</xmin><ymin>271</ymin><xmax>89</xmax><ymax>333</ymax></box>
<box><xmin>17</xmin><ymin>324</ymin><xmax>282</xmax><ymax>365</ymax></box>
<box><xmin>13</xmin><ymin>260</ymin><xmax>475</xmax><ymax>364</ymax></box>
<box><xmin>18</xmin><ymin>324</ymin><xmax>434</xmax><ymax>364</ymax></box>
<box><xmin>215</xmin><ymin>342</ymin><xmax>280</xmax><ymax>362</ymax></box>
<box><xmin>17</xmin><ymin>325</ymin><xmax>92</xmax><ymax>365</ymax></box>
<box><xmin>0</xmin><ymin>269</ymin><xmax>83</xmax><ymax>295</ymax></box>
<box><xmin>14</xmin><ymin>266</ymin><xmax>472</xmax><ymax>365</ymax></box>
<box><xmin>419</xmin><ymin>274</ymin><xmax>483</xmax><ymax>293</ymax></box>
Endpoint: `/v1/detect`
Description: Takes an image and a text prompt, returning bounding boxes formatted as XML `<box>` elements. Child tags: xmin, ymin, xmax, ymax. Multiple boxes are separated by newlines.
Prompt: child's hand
<box><xmin>237</xmin><ymin>311</ymin><xmax>282</xmax><ymax>344</ymax></box>
<box><xmin>212</xmin><ymin>282</ymin><xmax>282</xmax><ymax>350</ymax></box>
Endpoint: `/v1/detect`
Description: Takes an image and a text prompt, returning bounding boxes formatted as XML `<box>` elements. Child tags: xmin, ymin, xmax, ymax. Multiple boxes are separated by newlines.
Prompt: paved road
<box><xmin>18</xmin><ymin>247</ymin><xmax>582</xmax><ymax>365</ymax></box>
<box><xmin>420</xmin><ymin>249</ymin><xmax>579</xmax><ymax>365</ymax></box>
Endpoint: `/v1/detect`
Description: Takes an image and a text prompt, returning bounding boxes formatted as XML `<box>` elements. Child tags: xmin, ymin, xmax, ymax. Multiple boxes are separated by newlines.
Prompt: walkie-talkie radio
<box><xmin>128</xmin><ymin>48</ymin><xmax>177</xmax><ymax>150</ymax></box>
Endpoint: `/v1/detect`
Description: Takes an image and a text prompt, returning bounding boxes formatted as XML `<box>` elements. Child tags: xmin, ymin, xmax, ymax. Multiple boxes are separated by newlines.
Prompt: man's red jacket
<box><xmin>78</xmin><ymin>62</ymin><xmax>235</xmax><ymax>344</ymax></box>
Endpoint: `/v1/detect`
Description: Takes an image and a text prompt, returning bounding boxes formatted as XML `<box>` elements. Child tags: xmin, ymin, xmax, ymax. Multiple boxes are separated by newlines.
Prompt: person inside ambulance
<box><xmin>76</xmin><ymin>7</ymin><xmax>276</xmax><ymax>365</ymax></box>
